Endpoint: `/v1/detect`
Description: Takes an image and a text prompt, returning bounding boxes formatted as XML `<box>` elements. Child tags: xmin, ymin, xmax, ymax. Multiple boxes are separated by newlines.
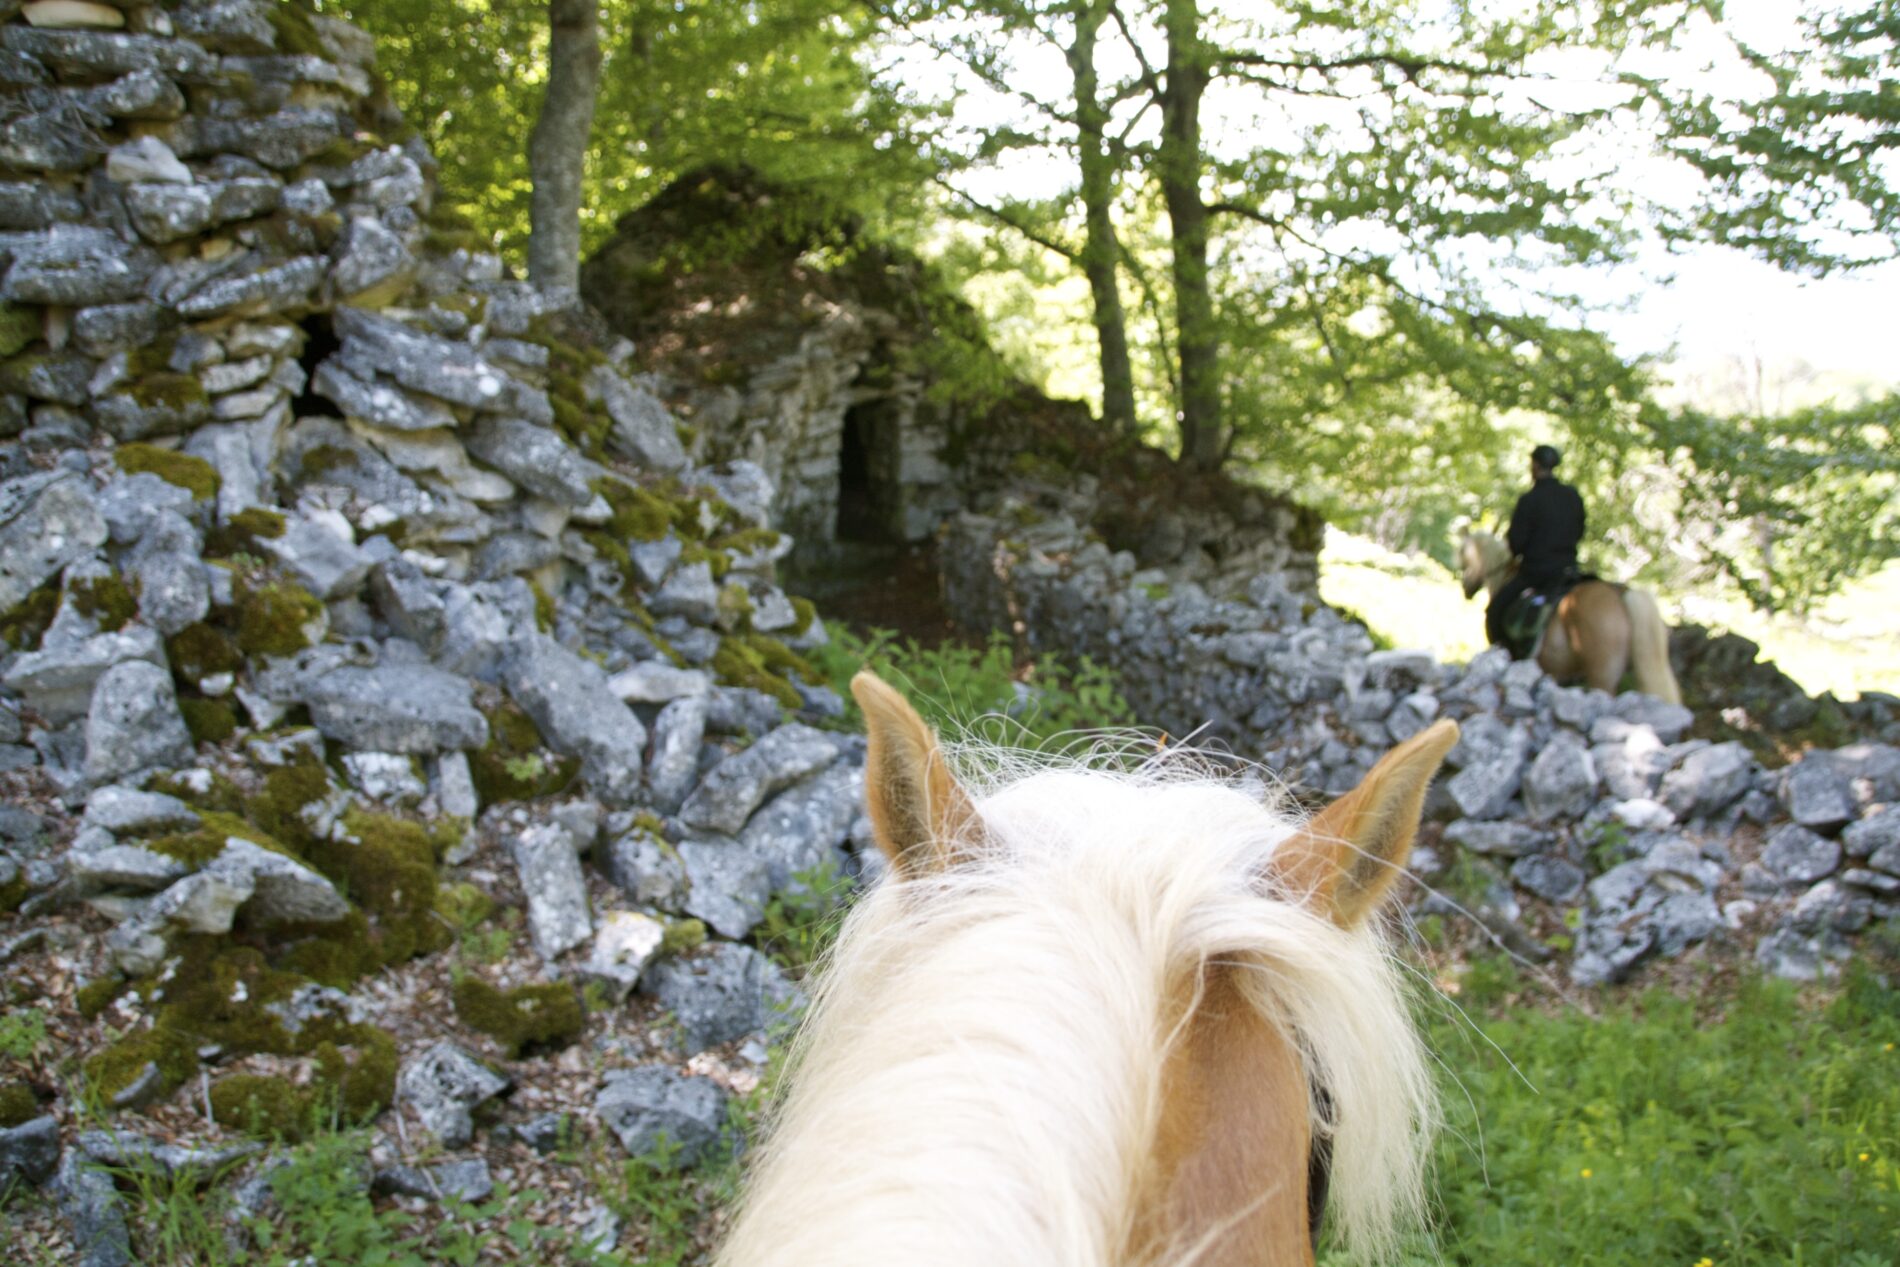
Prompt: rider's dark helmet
<box><xmin>1531</xmin><ymin>444</ymin><xmax>1561</xmax><ymax>471</ymax></box>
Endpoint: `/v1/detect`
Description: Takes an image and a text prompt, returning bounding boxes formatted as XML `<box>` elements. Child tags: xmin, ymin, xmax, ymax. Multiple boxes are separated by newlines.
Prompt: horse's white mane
<box><xmin>718</xmin><ymin>747</ymin><xmax>1435</xmax><ymax>1267</ymax></box>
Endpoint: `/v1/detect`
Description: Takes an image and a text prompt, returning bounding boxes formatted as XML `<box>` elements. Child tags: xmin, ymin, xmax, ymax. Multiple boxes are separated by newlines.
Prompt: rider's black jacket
<box><xmin>1506</xmin><ymin>475</ymin><xmax>1585</xmax><ymax>585</ymax></box>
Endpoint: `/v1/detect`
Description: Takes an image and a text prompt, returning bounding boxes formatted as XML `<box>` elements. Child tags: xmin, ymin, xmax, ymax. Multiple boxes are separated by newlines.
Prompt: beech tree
<box><xmin>528</xmin><ymin>0</ymin><xmax>602</xmax><ymax>295</ymax></box>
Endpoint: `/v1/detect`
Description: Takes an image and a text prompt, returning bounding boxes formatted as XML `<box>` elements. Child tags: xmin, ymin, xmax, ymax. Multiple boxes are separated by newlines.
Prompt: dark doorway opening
<box><xmin>834</xmin><ymin>403</ymin><xmax>891</xmax><ymax>544</ymax></box>
<box><xmin>292</xmin><ymin>314</ymin><xmax>340</xmax><ymax>419</ymax></box>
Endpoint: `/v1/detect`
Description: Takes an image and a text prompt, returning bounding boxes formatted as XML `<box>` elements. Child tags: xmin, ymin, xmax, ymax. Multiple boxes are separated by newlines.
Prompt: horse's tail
<box><xmin>1622</xmin><ymin>588</ymin><xmax>1682</xmax><ymax>706</ymax></box>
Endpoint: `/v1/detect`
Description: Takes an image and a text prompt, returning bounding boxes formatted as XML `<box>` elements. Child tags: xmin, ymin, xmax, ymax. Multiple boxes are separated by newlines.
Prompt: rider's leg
<box><xmin>1486</xmin><ymin>574</ymin><xmax>1532</xmax><ymax>646</ymax></box>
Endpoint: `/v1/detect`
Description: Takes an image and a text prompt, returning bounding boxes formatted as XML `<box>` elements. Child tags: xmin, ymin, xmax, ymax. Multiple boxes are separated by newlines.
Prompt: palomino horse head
<box><xmin>1457</xmin><ymin>528</ymin><xmax>1511</xmax><ymax>600</ymax></box>
<box><xmin>717</xmin><ymin>672</ymin><xmax>1457</xmax><ymax>1267</ymax></box>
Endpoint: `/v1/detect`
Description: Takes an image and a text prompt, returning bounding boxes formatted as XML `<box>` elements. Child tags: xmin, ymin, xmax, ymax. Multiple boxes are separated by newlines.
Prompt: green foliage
<box><xmin>1370</xmin><ymin>967</ymin><xmax>1900</xmax><ymax>1265</ymax></box>
<box><xmin>470</xmin><ymin>701</ymin><xmax>579</xmax><ymax>803</ymax></box>
<box><xmin>0</xmin><ymin>1006</ymin><xmax>47</xmax><ymax>1061</ymax></box>
<box><xmin>0</xmin><ymin>1082</ymin><xmax>37</xmax><ymax>1128</ymax></box>
<box><xmin>812</xmin><ymin>625</ymin><xmax>1136</xmax><ymax>748</ymax></box>
<box><xmin>597</xmin><ymin>1134</ymin><xmax>745</xmax><ymax>1267</ymax></box>
<box><xmin>753</xmin><ymin>862</ymin><xmax>854</xmax><ymax>977</ymax></box>
<box><xmin>234</xmin><ymin>576</ymin><xmax>325</xmax><ymax>658</ymax></box>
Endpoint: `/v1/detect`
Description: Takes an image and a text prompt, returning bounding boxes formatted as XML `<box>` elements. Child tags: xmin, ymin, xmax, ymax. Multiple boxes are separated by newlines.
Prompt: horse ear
<box><xmin>852</xmin><ymin>670</ymin><xmax>981</xmax><ymax>879</ymax></box>
<box><xmin>1272</xmin><ymin>718</ymin><xmax>1459</xmax><ymax>928</ymax></box>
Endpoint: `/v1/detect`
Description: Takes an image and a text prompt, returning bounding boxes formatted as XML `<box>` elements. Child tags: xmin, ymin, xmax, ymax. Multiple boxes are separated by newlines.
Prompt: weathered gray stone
<box><xmin>0</xmin><ymin>1115</ymin><xmax>59</xmax><ymax>1188</ymax></box>
<box><xmin>72</xmin><ymin>303</ymin><xmax>164</xmax><ymax>357</ymax></box>
<box><xmin>1522</xmin><ymin>732</ymin><xmax>1597</xmax><ymax>820</ymax></box>
<box><xmin>0</xmin><ymin>471</ymin><xmax>108</xmax><ymax>615</ymax></box>
<box><xmin>341</xmin><ymin>752</ymin><xmax>426</xmax><ymax>806</ymax></box>
<box><xmin>1760</xmin><ymin>823</ymin><xmax>1842</xmax><ymax>884</ymax></box>
<box><xmin>649</xmin><ymin>560</ymin><xmax>719</xmax><ymax>624</ymax></box>
<box><xmin>1510</xmin><ymin>854</ymin><xmax>1587</xmax><ymax>903</ymax></box>
<box><xmin>642</xmin><ymin>942</ymin><xmax>800</xmax><ymax>1054</ymax></box>
<box><xmin>80</xmin><ymin>785</ymin><xmax>197</xmax><ymax>837</ymax></box>
<box><xmin>1754</xmin><ymin>925</ymin><xmax>1847</xmax><ymax>982</ymax></box>
<box><xmin>330</xmin><ymin>214</ymin><xmax>416</xmax><ymax>302</ymax></box>
<box><xmin>509</xmin><ymin>818</ymin><xmax>593</xmax><ymax>961</ymax></box>
<box><xmin>680</xmin><ymin>724</ymin><xmax>840</xmax><ymax>836</ymax></box>
<box><xmin>676</xmin><ymin>837</ymin><xmax>773</xmax><ymax>939</ymax></box>
<box><xmin>466</xmin><ymin>416</ymin><xmax>596</xmax><ymax>507</ymax></box>
<box><xmin>1609</xmin><ymin>692</ymin><xmax>1694</xmax><ymax>742</ymax></box>
<box><xmin>124</xmin><ymin>510</ymin><xmax>208</xmax><ymax>635</ymax></box>
<box><xmin>183</xmin><ymin>107</ymin><xmax>348</xmax><ymax>169</ymax></box>
<box><xmin>2</xmin><ymin>349</ymin><xmax>89</xmax><ymax>404</ymax></box>
<box><xmin>1</xmin><ymin>226</ymin><xmax>151</xmax><ymax>306</ymax></box>
<box><xmin>84</xmin><ymin>659</ymin><xmax>193</xmax><ymax>784</ymax></box>
<box><xmin>333</xmin><ymin>307</ymin><xmax>515</xmax><ymax>410</ymax></box>
<box><xmin>306</xmin><ymin>663</ymin><xmax>488</xmax><ymax>754</ymax></box>
<box><xmin>106</xmin><ymin>135</ymin><xmax>192</xmax><ymax>184</ymax></box>
<box><xmin>1</xmin><ymin>26</ymin><xmax>216</xmax><ymax>77</ymax></box>
<box><xmin>595</xmin><ymin>1066</ymin><xmax>729</xmax><ymax>1168</ymax></box>
<box><xmin>609</xmin><ymin>661</ymin><xmax>711</xmax><ymax>705</ymax></box>
<box><xmin>1789</xmin><ymin>880</ymin><xmax>1872</xmax><ymax>933</ymax></box>
<box><xmin>739</xmin><ymin>762</ymin><xmax>863</xmax><ymax>890</ymax></box>
<box><xmin>503</xmin><ymin>634</ymin><xmax>647</xmax><ymax>802</ymax></box>
<box><xmin>70</xmin><ymin>844</ymin><xmax>189</xmax><ymax>892</ymax></box>
<box><xmin>583</xmin><ymin>910</ymin><xmax>668</xmax><ymax>1002</ymax></box>
<box><xmin>55</xmin><ymin>1150</ymin><xmax>132</xmax><ymax>1267</ymax></box>
<box><xmin>1658</xmin><ymin>741</ymin><xmax>1753</xmax><ymax>820</ymax></box>
<box><xmin>602</xmin><ymin>824</ymin><xmax>689</xmax><ymax>908</ymax></box>
<box><xmin>396</xmin><ymin>1042</ymin><xmax>509</xmax><ymax>1148</ymax></box>
<box><xmin>372</xmin><ymin>1158</ymin><xmax>494</xmax><ymax>1204</ymax></box>
<box><xmin>1779</xmin><ymin>758</ymin><xmax>1856</xmax><ymax>833</ymax></box>
<box><xmin>175</xmin><ymin>254</ymin><xmax>325</xmax><ymax>318</ymax></box>
<box><xmin>260</xmin><ymin>516</ymin><xmax>373</xmax><ymax>600</ymax></box>
<box><xmin>1443</xmin><ymin>819</ymin><xmax>1549</xmax><ymax>858</ymax></box>
<box><xmin>646</xmin><ymin>693</ymin><xmax>708</xmax><ymax>816</ymax></box>
<box><xmin>1650</xmin><ymin>892</ymin><xmax>1722</xmax><ymax>956</ymax></box>
<box><xmin>82</xmin><ymin>68</ymin><xmax>186</xmax><ymax>120</ymax></box>
<box><xmin>0</xmin><ymin>180</ymin><xmax>82</xmax><ymax>230</ymax></box>
<box><xmin>586</xmin><ymin>366</ymin><xmax>688</xmax><ymax>473</ymax></box>
<box><xmin>312</xmin><ymin>359</ymin><xmax>458</xmax><ymax>432</ymax></box>
<box><xmin>1446</xmin><ymin>743</ymin><xmax>1526</xmax><ymax>820</ymax></box>
<box><xmin>124</xmin><ymin>181</ymin><xmax>217</xmax><ymax>243</ymax></box>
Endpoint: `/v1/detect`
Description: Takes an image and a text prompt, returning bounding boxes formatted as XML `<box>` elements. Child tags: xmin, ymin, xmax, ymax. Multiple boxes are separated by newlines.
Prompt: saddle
<box><xmin>1501</xmin><ymin>568</ymin><xmax>1594</xmax><ymax>661</ymax></box>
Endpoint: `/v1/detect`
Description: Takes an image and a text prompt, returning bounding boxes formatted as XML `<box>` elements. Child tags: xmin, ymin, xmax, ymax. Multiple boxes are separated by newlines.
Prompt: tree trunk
<box><xmin>528</xmin><ymin>0</ymin><xmax>602</xmax><ymax>297</ymax></box>
<box><xmin>1066</xmin><ymin>1</ymin><xmax>1137</xmax><ymax>437</ymax></box>
<box><xmin>1160</xmin><ymin>0</ymin><xmax>1222</xmax><ymax>470</ymax></box>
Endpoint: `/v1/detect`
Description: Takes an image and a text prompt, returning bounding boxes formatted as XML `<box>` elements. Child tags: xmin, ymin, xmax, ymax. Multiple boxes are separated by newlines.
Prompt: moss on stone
<box><xmin>299</xmin><ymin>445</ymin><xmax>359</xmax><ymax>478</ymax></box>
<box><xmin>144</xmin><ymin>811</ymin><xmax>296</xmax><ymax>868</ymax></box>
<box><xmin>150</xmin><ymin>769</ymin><xmax>246</xmax><ymax>816</ymax></box>
<box><xmin>82</xmin><ymin>1019</ymin><xmax>198</xmax><ymax>1106</ymax></box>
<box><xmin>250</xmin><ymin>759</ymin><xmax>333</xmax><ymax>850</ymax></box>
<box><xmin>76</xmin><ymin>976</ymin><xmax>128</xmax><ymax>1020</ymax></box>
<box><xmin>0</xmin><ymin>870</ymin><xmax>25</xmax><ymax>914</ymax></box>
<box><xmin>235</xmin><ymin>577</ymin><xmax>324</xmax><ymax>657</ymax></box>
<box><xmin>679</xmin><ymin>541</ymin><xmax>732</xmax><ymax>581</ymax></box>
<box><xmin>788</xmin><ymin>596</ymin><xmax>817</xmax><ymax>636</ymax></box>
<box><xmin>716</xmin><ymin>582</ymin><xmax>753</xmax><ymax>629</ymax></box>
<box><xmin>205</xmin><ymin>506</ymin><xmax>286</xmax><ymax>558</ymax></box>
<box><xmin>167</xmin><ymin>623</ymin><xmax>243</xmax><ymax>680</ymax></box>
<box><xmin>529</xmin><ymin>579</ymin><xmax>556</xmax><ymax>633</ymax></box>
<box><xmin>293</xmin><ymin>808</ymin><xmax>451</xmax><ymax>969</ymax></box>
<box><xmin>660</xmin><ymin>918</ymin><xmax>708</xmax><ymax>957</ymax></box>
<box><xmin>128</xmin><ymin>373</ymin><xmax>210</xmax><ymax>414</ymax></box>
<box><xmin>209</xmin><ymin>1075</ymin><xmax>312</xmax><ymax>1140</ymax></box>
<box><xmin>712</xmin><ymin>632</ymin><xmax>817</xmax><ymax>710</ymax></box>
<box><xmin>451</xmin><ymin>976</ymin><xmax>584</xmax><ymax>1058</ymax></box>
<box><xmin>435</xmin><ymin>882</ymin><xmax>493</xmax><ymax>933</ymax></box>
<box><xmin>180</xmin><ymin>697</ymin><xmax>240</xmax><ymax>745</ymax></box>
<box><xmin>114</xmin><ymin>442</ymin><xmax>221</xmax><ymax>502</ymax></box>
<box><xmin>266</xmin><ymin>0</ymin><xmax>331</xmax><ymax>58</ymax></box>
<box><xmin>595</xmin><ymin>477</ymin><xmax>677</xmax><ymax>545</ymax></box>
<box><xmin>0</xmin><ymin>303</ymin><xmax>38</xmax><ymax>358</ymax></box>
<box><xmin>470</xmin><ymin>702</ymin><xmax>580</xmax><ymax>804</ymax></box>
<box><xmin>0</xmin><ymin>583</ymin><xmax>59</xmax><ymax>652</ymax></box>
<box><xmin>0</xmin><ymin>1082</ymin><xmax>37</xmax><ymax>1128</ymax></box>
<box><xmin>68</xmin><ymin>571</ymin><xmax>138</xmax><ymax>633</ymax></box>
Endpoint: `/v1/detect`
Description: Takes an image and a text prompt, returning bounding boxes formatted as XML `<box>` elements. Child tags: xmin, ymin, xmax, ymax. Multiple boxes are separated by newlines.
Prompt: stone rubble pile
<box><xmin>0</xmin><ymin>2</ymin><xmax>868</xmax><ymax>1253</ymax></box>
<box><xmin>941</xmin><ymin>498</ymin><xmax>1900</xmax><ymax>987</ymax></box>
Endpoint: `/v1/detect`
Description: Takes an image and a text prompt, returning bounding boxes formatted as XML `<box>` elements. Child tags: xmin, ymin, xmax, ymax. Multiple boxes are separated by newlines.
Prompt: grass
<box><xmin>1318</xmin><ymin>527</ymin><xmax>1900</xmax><ymax>699</ymax></box>
<box><xmin>1339</xmin><ymin>957</ymin><xmax>1900</xmax><ymax>1266</ymax></box>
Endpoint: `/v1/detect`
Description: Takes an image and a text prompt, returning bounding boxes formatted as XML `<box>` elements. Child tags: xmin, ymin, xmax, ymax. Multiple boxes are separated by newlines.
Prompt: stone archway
<box><xmin>833</xmin><ymin>397</ymin><xmax>901</xmax><ymax>545</ymax></box>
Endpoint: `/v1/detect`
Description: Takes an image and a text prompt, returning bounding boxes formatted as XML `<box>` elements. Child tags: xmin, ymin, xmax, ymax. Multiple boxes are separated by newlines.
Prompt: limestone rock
<box><xmin>1779</xmin><ymin>758</ymin><xmax>1856</xmax><ymax>833</ymax></box>
<box><xmin>1760</xmin><ymin>823</ymin><xmax>1842</xmax><ymax>885</ymax></box>
<box><xmin>0</xmin><ymin>471</ymin><xmax>108</xmax><ymax>614</ymax></box>
<box><xmin>1522</xmin><ymin>732</ymin><xmax>1597</xmax><ymax>821</ymax></box>
<box><xmin>595</xmin><ymin>1066</ymin><xmax>729</xmax><ymax>1168</ymax></box>
<box><xmin>466</xmin><ymin>417</ymin><xmax>596</xmax><ymax>508</ymax></box>
<box><xmin>642</xmin><ymin>942</ymin><xmax>800</xmax><ymax>1054</ymax></box>
<box><xmin>1658</xmin><ymin>742</ymin><xmax>1753</xmax><ymax>820</ymax></box>
<box><xmin>586</xmin><ymin>365</ymin><xmax>688</xmax><ymax>474</ymax></box>
<box><xmin>396</xmin><ymin>1042</ymin><xmax>510</xmax><ymax>1148</ymax></box>
<box><xmin>676</xmin><ymin>837</ymin><xmax>773</xmax><ymax>940</ymax></box>
<box><xmin>509</xmin><ymin>818</ymin><xmax>594</xmax><ymax>961</ymax></box>
<box><xmin>502</xmin><ymin>634</ymin><xmax>647</xmax><ymax>802</ymax></box>
<box><xmin>306</xmin><ymin>663</ymin><xmax>487</xmax><ymax>754</ymax></box>
<box><xmin>680</xmin><ymin>724</ymin><xmax>840</xmax><ymax>836</ymax></box>
<box><xmin>583</xmin><ymin>911</ymin><xmax>668</xmax><ymax>1002</ymax></box>
<box><xmin>84</xmin><ymin>659</ymin><xmax>194</xmax><ymax>784</ymax></box>
<box><xmin>645</xmin><ymin>693</ymin><xmax>708</xmax><ymax>815</ymax></box>
<box><xmin>0</xmin><ymin>1115</ymin><xmax>59</xmax><ymax>1188</ymax></box>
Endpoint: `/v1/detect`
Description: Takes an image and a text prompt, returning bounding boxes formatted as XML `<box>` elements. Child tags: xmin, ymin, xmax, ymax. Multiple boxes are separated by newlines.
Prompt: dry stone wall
<box><xmin>942</xmin><ymin>498</ymin><xmax>1900</xmax><ymax>987</ymax></box>
<box><xmin>0</xmin><ymin>3</ymin><xmax>878</xmax><ymax>1250</ymax></box>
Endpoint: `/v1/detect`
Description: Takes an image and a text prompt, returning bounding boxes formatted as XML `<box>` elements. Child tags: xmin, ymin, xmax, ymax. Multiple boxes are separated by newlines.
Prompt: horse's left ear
<box><xmin>1272</xmin><ymin>718</ymin><xmax>1459</xmax><ymax>928</ymax></box>
<box><xmin>852</xmin><ymin>670</ymin><xmax>982</xmax><ymax>879</ymax></box>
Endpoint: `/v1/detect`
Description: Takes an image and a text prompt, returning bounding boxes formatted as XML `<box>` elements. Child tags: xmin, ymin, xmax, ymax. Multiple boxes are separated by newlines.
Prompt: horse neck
<box><xmin>723</xmin><ymin>877</ymin><xmax>1176</xmax><ymax>1267</ymax></box>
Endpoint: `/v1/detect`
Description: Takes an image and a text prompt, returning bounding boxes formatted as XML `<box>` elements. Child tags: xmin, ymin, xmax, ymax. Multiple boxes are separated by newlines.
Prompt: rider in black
<box><xmin>1486</xmin><ymin>444</ymin><xmax>1586</xmax><ymax>648</ymax></box>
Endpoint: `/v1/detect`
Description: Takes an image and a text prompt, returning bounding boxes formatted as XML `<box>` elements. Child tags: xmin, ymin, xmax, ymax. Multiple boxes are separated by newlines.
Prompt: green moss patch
<box><xmin>0</xmin><ymin>303</ymin><xmax>38</xmax><ymax>358</ymax></box>
<box><xmin>168</xmin><ymin>623</ymin><xmax>243</xmax><ymax>680</ymax></box>
<box><xmin>469</xmin><ymin>702</ymin><xmax>579</xmax><ymax>804</ymax></box>
<box><xmin>0</xmin><ymin>1082</ymin><xmax>37</xmax><ymax>1128</ymax></box>
<box><xmin>115</xmin><ymin>442</ymin><xmax>221</xmax><ymax>502</ymax></box>
<box><xmin>0</xmin><ymin>582</ymin><xmax>59</xmax><ymax>652</ymax></box>
<box><xmin>76</xmin><ymin>976</ymin><xmax>128</xmax><ymax>1020</ymax></box>
<box><xmin>181</xmin><ymin>697</ymin><xmax>240</xmax><ymax>745</ymax></box>
<box><xmin>712</xmin><ymin>632</ymin><xmax>819</xmax><ymax>710</ymax></box>
<box><xmin>209</xmin><ymin>1028</ymin><xmax>395</xmax><ymax>1140</ymax></box>
<box><xmin>451</xmin><ymin>977</ymin><xmax>583</xmax><ymax>1058</ymax></box>
<box><xmin>68</xmin><ymin>571</ymin><xmax>138</xmax><ymax>633</ymax></box>
<box><xmin>205</xmin><ymin>506</ymin><xmax>286</xmax><ymax>558</ymax></box>
<box><xmin>235</xmin><ymin>576</ymin><xmax>324</xmax><ymax>657</ymax></box>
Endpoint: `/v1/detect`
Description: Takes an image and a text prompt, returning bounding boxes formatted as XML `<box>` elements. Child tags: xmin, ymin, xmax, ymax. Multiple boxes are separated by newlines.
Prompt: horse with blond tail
<box><xmin>716</xmin><ymin>671</ymin><xmax>1458</xmax><ymax>1267</ymax></box>
<box><xmin>1459</xmin><ymin>528</ymin><xmax>1682</xmax><ymax>705</ymax></box>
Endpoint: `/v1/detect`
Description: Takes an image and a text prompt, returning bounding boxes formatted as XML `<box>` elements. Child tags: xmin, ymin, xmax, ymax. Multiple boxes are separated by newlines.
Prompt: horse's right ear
<box><xmin>852</xmin><ymin>670</ymin><xmax>981</xmax><ymax>879</ymax></box>
<box><xmin>1271</xmin><ymin>718</ymin><xmax>1459</xmax><ymax>928</ymax></box>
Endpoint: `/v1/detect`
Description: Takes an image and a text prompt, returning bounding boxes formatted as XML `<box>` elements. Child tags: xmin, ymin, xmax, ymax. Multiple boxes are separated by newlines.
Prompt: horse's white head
<box><xmin>718</xmin><ymin>673</ymin><xmax>1458</xmax><ymax>1267</ymax></box>
<box><xmin>1457</xmin><ymin>528</ymin><xmax>1507</xmax><ymax>599</ymax></box>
